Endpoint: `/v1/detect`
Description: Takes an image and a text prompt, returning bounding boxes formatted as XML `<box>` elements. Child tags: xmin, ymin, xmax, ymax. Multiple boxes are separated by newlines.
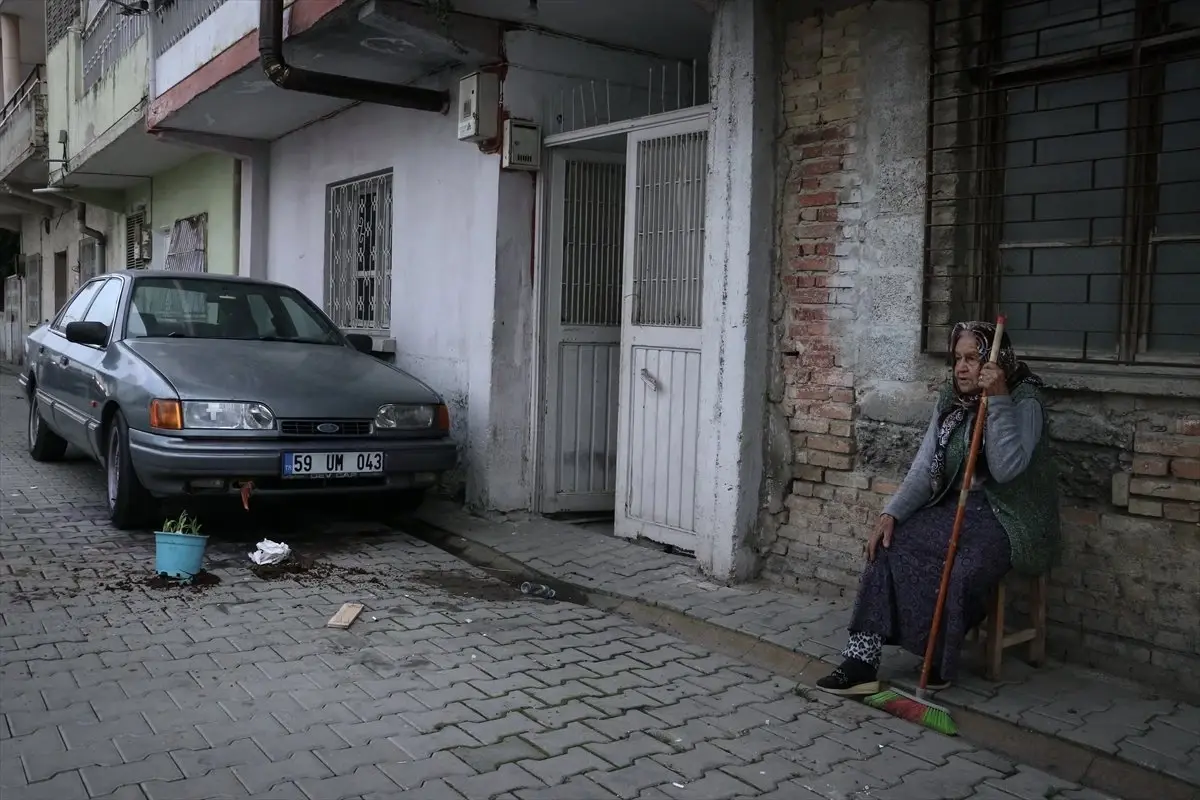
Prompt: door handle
<box><xmin>640</xmin><ymin>368</ymin><xmax>661</xmax><ymax>392</ymax></box>
<box><xmin>59</xmin><ymin>355</ymin><xmax>69</xmax><ymax>366</ymax></box>
<box><xmin>38</xmin><ymin>346</ymin><xmax>45</xmax><ymax>354</ymax></box>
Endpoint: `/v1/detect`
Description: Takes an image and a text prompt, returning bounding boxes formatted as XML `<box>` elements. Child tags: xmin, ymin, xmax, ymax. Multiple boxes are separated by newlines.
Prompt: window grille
<box><xmin>325</xmin><ymin>171</ymin><xmax>393</xmax><ymax>331</ymax></box>
<box><xmin>561</xmin><ymin>160</ymin><xmax>626</xmax><ymax>326</ymax></box>
<box><xmin>22</xmin><ymin>254</ymin><xmax>41</xmax><ymax>325</ymax></box>
<box><xmin>631</xmin><ymin>131</ymin><xmax>707</xmax><ymax>328</ymax></box>
<box><xmin>126</xmin><ymin>209</ymin><xmax>147</xmax><ymax>267</ymax></box>
<box><xmin>82</xmin><ymin>1</ymin><xmax>148</xmax><ymax>94</ymax></box>
<box><xmin>163</xmin><ymin>214</ymin><xmax>208</xmax><ymax>273</ymax></box>
<box><xmin>925</xmin><ymin>0</ymin><xmax>1200</xmax><ymax>366</ymax></box>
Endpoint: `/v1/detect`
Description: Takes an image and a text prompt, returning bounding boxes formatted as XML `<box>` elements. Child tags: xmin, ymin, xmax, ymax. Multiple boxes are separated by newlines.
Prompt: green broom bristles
<box><xmin>863</xmin><ymin>687</ymin><xmax>958</xmax><ymax>736</ymax></box>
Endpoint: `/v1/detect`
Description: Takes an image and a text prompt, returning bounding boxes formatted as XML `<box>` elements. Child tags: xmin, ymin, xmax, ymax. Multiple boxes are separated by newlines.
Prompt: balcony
<box><xmin>0</xmin><ymin>65</ymin><xmax>46</xmax><ymax>184</ymax></box>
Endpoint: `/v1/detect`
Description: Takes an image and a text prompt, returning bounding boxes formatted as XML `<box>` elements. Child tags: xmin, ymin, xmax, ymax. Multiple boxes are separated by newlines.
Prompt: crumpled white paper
<box><xmin>249</xmin><ymin>539</ymin><xmax>291</xmax><ymax>566</ymax></box>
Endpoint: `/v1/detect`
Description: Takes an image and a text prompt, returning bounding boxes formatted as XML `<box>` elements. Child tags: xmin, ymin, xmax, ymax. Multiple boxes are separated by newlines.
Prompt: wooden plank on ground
<box><xmin>326</xmin><ymin>602</ymin><xmax>364</xmax><ymax>629</ymax></box>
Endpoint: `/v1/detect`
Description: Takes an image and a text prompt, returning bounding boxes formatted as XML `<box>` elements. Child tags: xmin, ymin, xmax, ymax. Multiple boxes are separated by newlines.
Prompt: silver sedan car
<box><xmin>19</xmin><ymin>270</ymin><xmax>456</xmax><ymax>529</ymax></box>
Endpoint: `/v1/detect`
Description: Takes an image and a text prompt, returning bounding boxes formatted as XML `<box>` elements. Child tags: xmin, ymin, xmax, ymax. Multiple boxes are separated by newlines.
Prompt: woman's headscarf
<box><xmin>928</xmin><ymin>321</ymin><xmax>1043</xmax><ymax>491</ymax></box>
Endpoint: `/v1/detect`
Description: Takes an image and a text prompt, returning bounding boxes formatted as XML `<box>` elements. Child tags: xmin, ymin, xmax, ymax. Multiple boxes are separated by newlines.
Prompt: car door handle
<box><xmin>59</xmin><ymin>355</ymin><xmax>69</xmax><ymax>366</ymax></box>
<box><xmin>38</xmin><ymin>346</ymin><xmax>45</xmax><ymax>354</ymax></box>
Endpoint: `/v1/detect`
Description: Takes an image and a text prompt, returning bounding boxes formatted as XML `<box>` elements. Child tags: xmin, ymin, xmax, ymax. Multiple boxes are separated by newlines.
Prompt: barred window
<box><xmin>926</xmin><ymin>0</ymin><xmax>1200</xmax><ymax>366</ymax></box>
<box><xmin>325</xmin><ymin>170</ymin><xmax>392</xmax><ymax>332</ymax></box>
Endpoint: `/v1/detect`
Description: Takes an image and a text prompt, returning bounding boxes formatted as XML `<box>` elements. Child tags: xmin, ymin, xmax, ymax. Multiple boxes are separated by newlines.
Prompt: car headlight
<box><xmin>375</xmin><ymin>404</ymin><xmax>435</xmax><ymax>430</ymax></box>
<box><xmin>181</xmin><ymin>401</ymin><xmax>276</xmax><ymax>430</ymax></box>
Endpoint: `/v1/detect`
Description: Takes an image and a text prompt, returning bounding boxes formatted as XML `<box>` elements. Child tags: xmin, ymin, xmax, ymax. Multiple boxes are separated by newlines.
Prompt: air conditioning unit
<box><xmin>457</xmin><ymin>71</ymin><xmax>499</xmax><ymax>143</ymax></box>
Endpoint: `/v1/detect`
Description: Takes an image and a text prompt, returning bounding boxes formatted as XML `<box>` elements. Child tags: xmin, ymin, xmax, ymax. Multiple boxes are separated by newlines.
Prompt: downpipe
<box><xmin>77</xmin><ymin>203</ymin><xmax>106</xmax><ymax>247</ymax></box>
<box><xmin>258</xmin><ymin>0</ymin><xmax>450</xmax><ymax>114</ymax></box>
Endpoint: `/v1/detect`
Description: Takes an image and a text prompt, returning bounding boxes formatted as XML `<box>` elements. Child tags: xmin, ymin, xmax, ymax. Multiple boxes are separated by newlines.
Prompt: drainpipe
<box><xmin>77</xmin><ymin>203</ymin><xmax>107</xmax><ymax>246</ymax></box>
<box><xmin>259</xmin><ymin>0</ymin><xmax>450</xmax><ymax>114</ymax></box>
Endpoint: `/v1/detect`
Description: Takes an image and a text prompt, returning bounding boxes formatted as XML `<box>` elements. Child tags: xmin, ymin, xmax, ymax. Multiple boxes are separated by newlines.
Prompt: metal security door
<box><xmin>614</xmin><ymin>117</ymin><xmax>708</xmax><ymax>550</ymax></box>
<box><xmin>541</xmin><ymin>150</ymin><xmax>626</xmax><ymax>512</ymax></box>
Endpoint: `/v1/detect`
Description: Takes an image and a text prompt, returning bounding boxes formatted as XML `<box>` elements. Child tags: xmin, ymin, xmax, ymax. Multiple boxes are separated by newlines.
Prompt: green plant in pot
<box><xmin>155</xmin><ymin>510</ymin><xmax>208</xmax><ymax>581</ymax></box>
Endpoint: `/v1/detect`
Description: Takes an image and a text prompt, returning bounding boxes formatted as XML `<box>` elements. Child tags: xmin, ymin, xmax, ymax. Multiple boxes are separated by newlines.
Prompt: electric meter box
<box><xmin>502</xmin><ymin>119</ymin><xmax>541</xmax><ymax>171</ymax></box>
<box><xmin>457</xmin><ymin>72</ymin><xmax>499</xmax><ymax>142</ymax></box>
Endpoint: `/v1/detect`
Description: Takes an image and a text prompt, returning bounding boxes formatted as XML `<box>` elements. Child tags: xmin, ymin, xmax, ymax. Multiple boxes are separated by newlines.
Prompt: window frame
<box><xmin>323</xmin><ymin>168</ymin><xmax>393</xmax><ymax>333</ymax></box>
<box><xmin>924</xmin><ymin>0</ymin><xmax>1200</xmax><ymax>370</ymax></box>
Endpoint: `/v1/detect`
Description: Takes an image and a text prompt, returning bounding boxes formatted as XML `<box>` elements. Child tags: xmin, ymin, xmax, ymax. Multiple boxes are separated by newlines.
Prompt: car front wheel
<box><xmin>106</xmin><ymin>410</ymin><xmax>155</xmax><ymax>530</ymax></box>
<box><xmin>27</xmin><ymin>394</ymin><xmax>67</xmax><ymax>462</ymax></box>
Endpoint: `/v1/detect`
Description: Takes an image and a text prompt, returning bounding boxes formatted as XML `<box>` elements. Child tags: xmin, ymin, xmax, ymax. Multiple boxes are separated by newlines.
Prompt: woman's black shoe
<box><xmin>815</xmin><ymin>658</ymin><xmax>881</xmax><ymax>696</ymax></box>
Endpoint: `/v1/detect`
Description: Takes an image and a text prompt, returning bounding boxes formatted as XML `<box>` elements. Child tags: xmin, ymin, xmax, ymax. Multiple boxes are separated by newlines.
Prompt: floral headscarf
<box><xmin>928</xmin><ymin>321</ymin><xmax>1043</xmax><ymax>492</ymax></box>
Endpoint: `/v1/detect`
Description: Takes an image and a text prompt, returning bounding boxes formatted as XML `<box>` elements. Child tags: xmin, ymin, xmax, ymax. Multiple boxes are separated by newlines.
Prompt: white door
<box><xmin>541</xmin><ymin>150</ymin><xmax>627</xmax><ymax>513</ymax></box>
<box><xmin>614</xmin><ymin>117</ymin><xmax>708</xmax><ymax>551</ymax></box>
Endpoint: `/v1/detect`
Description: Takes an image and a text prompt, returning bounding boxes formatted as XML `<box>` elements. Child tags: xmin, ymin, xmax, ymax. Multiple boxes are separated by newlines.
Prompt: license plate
<box><xmin>282</xmin><ymin>452</ymin><xmax>384</xmax><ymax>478</ymax></box>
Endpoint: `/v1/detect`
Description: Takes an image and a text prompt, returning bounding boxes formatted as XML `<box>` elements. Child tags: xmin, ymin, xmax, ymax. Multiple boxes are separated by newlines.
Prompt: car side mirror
<box><xmin>345</xmin><ymin>333</ymin><xmax>373</xmax><ymax>354</ymax></box>
<box><xmin>64</xmin><ymin>320</ymin><xmax>109</xmax><ymax>347</ymax></box>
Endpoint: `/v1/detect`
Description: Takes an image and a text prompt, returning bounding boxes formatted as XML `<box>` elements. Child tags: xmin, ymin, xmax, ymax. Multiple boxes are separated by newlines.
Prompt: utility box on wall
<box><xmin>502</xmin><ymin>119</ymin><xmax>541</xmax><ymax>171</ymax></box>
<box><xmin>457</xmin><ymin>72</ymin><xmax>499</xmax><ymax>142</ymax></box>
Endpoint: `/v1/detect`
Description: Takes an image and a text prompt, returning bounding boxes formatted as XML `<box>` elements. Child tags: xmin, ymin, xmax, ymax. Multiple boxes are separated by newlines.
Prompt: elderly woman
<box><xmin>817</xmin><ymin>321</ymin><xmax>1060</xmax><ymax>696</ymax></box>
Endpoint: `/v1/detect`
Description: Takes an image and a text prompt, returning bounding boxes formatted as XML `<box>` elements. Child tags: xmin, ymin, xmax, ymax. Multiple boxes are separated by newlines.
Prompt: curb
<box><xmin>407</xmin><ymin>518</ymin><xmax>1200</xmax><ymax>800</ymax></box>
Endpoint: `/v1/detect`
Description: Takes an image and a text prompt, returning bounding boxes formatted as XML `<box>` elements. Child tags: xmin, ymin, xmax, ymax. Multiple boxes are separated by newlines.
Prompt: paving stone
<box><xmin>0</xmin><ymin>375</ymin><xmax>1178</xmax><ymax>800</ymax></box>
<box><xmin>234</xmin><ymin>751</ymin><xmax>334</xmax><ymax>794</ymax></box>
<box><xmin>377</xmin><ymin>751</ymin><xmax>477</xmax><ymax>789</ymax></box>
<box><xmin>81</xmin><ymin>752</ymin><xmax>184</xmax><ymax>796</ymax></box>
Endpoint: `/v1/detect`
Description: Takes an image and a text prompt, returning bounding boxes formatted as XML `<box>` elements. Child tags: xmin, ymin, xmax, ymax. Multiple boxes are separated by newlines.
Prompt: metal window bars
<box><xmin>542</xmin><ymin>62</ymin><xmax>709</xmax><ymax>138</ymax></box>
<box><xmin>924</xmin><ymin>0</ymin><xmax>1200</xmax><ymax>366</ymax></box>
<box><xmin>82</xmin><ymin>1</ymin><xmax>148</xmax><ymax>94</ymax></box>
<box><xmin>151</xmin><ymin>0</ymin><xmax>229</xmax><ymax>57</ymax></box>
<box><xmin>22</xmin><ymin>254</ymin><xmax>41</xmax><ymax>326</ymax></box>
<box><xmin>325</xmin><ymin>172</ymin><xmax>393</xmax><ymax>331</ymax></box>
<box><xmin>561</xmin><ymin>160</ymin><xmax>626</xmax><ymax>327</ymax></box>
<box><xmin>631</xmin><ymin>131</ymin><xmax>707</xmax><ymax>329</ymax></box>
<box><xmin>163</xmin><ymin>214</ymin><xmax>208</xmax><ymax>273</ymax></box>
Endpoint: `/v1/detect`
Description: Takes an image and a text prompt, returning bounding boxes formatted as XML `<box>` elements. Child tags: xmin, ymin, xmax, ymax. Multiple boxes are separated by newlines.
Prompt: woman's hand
<box><xmin>978</xmin><ymin>363</ymin><xmax>1008</xmax><ymax>396</ymax></box>
<box><xmin>867</xmin><ymin>514</ymin><xmax>895</xmax><ymax>561</ymax></box>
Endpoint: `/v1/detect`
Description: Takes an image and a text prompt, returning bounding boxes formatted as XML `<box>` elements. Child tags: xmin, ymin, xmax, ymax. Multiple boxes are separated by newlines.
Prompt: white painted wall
<box><xmin>155</xmin><ymin>0</ymin><xmax>259</xmax><ymax>96</ymax></box>
<box><xmin>266</xmin><ymin>94</ymin><xmax>500</xmax><ymax>492</ymax></box>
<box><xmin>261</xmin><ymin>28</ymin><xmax>713</xmax><ymax>513</ymax></box>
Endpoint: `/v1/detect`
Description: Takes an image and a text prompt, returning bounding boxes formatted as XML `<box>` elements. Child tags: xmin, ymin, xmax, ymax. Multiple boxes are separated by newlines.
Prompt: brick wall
<box><xmin>768</xmin><ymin>0</ymin><xmax>1200</xmax><ymax>696</ymax></box>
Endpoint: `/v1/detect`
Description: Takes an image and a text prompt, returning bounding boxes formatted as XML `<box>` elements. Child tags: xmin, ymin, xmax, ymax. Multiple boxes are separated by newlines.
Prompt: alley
<box><xmin>0</xmin><ymin>374</ymin><xmax>1115</xmax><ymax>800</ymax></box>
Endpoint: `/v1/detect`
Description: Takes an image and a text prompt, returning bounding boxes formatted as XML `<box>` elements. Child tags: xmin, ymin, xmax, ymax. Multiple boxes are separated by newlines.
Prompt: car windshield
<box><xmin>125</xmin><ymin>277</ymin><xmax>343</xmax><ymax>344</ymax></box>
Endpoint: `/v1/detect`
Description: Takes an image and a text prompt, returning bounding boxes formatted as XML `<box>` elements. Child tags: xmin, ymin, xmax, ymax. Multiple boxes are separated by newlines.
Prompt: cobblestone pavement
<box><xmin>419</xmin><ymin>504</ymin><xmax>1200</xmax><ymax>791</ymax></box>
<box><xmin>1</xmin><ymin>375</ymin><xmax>1116</xmax><ymax>800</ymax></box>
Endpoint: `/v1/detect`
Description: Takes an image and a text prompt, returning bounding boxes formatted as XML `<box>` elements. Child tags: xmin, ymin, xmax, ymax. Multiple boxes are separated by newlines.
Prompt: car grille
<box><xmin>279</xmin><ymin>419</ymin><xmax>373</xmax><ymax>437</ymax></box>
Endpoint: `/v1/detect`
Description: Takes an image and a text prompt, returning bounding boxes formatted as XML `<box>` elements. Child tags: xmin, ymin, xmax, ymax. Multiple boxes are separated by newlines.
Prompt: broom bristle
<box><xmin>863</xmin><ymin>688</ymin><xmax>958</xmax><ymax>736</ymax></box>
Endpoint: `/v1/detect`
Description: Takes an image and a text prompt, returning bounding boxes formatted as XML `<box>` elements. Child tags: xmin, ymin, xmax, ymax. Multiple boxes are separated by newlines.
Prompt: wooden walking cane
<box><xmin>864</xmin><ymin>315</ymin><xmax>1007</xmax><ymax>736</ymax></box>
<box><xmin>918</xmin><ymin>314</ymin><xmax>1007</xmax><ymax>694</ymax></box>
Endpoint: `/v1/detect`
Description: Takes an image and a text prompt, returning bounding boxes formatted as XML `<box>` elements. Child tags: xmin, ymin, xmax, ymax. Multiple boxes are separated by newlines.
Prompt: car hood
<box><xmin>122</xmin><ymin>339</ymin><xmax>441</xmax><ymax>419</ymax></box>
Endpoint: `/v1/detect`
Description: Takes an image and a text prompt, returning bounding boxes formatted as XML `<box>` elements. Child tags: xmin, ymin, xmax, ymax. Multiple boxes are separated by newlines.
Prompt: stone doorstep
<box><xmin>415</xmin><ymin>500</ymin><xmax>1200</xmax><ymax>800</ymax></box>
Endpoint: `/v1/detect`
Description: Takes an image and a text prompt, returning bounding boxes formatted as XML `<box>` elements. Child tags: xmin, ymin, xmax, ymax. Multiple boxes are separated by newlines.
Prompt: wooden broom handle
<box><xmin>918</xmin><ymin>315</ymin><xmax>1006</xmax><ymax>694</ymax></box>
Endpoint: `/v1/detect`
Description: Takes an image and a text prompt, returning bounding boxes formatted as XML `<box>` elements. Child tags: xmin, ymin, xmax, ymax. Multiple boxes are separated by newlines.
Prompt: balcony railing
<box><xmin>82</xmin><ymin>2</ymin><xmax>148</xmax><ymax>93</ymax></box>
<box><xmin>0</xmin><ymin>67</ymin><xmax>46</xmax><ymax>179</ymax></box>
<box><xmin>152</xmin><ymin>0</ymin><xmax>230</xmax><ymax>57</ymax></box>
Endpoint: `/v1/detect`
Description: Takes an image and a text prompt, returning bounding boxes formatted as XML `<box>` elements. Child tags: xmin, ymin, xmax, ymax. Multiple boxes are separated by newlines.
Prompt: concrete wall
<box><xmin>154</xmin><ymin>0</ymin><xmax>257</xmax><ymax>96</ymax></box>
<box><xmin>266</xmin><ymin>90</ymin><xmax>499</xmax><ymax>497</ymax></box>
<box><xmin>767</xmin><ymin>0</ymin><xmax>1200</xmax><ymax>694</ymax></box>
<box><xmin>124</xmin><ymin>153</ymin><xmax>239</xmax><ymax>274</ymax></box>
<box><xmin>46</xmin><ymin>30</ymin><xmax>148</xmax><ymax>171</ymax></box>
<box><xmin>19</xmin><ymin>204</ymin><xmax>121</xmax><ymax>324</ymax></box>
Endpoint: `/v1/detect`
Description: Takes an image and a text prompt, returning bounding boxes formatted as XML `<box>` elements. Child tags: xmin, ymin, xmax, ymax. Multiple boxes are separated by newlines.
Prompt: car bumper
<box><xmin>127</xmin><ymin>429</ymin><xmax>457</xmax><ymax>498</ymax></box>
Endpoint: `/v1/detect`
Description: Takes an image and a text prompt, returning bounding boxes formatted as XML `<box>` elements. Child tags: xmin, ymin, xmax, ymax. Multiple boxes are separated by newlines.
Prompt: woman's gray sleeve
<box><xmin>882</xmin><ymin>409</ymin><xmax>939</xmax><ymax>522</ymax></box>
<box><xmin>985</xmin><ymin>395</ymin><xmax>1044</xmax><ymax>483</ymax></box>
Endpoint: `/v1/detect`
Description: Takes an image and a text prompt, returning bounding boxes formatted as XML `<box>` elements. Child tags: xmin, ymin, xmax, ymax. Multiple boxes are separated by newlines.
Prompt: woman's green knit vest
<box><xmin>929</xmin><ymin>383</ymin><xmax>1061</xmax><ymax>576</ymax></box>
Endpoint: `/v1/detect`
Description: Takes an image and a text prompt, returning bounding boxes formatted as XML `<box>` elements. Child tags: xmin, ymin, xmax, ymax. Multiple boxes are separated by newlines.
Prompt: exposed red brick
<box><xmin>809</xmin><ymin>451</ymin><xmax>853</xmax><ymax>470</ymax></box>
<box><xmin>1170</xmin><ymin>458</ymin><xmax>1200</xmax><ymax>481</ymax></box>
<box><xmin>1179</xmin><ymin>418</ymin><xmax>1200</xmax><ymax>436</ymax></box>
<box><xmin>798</xmin><ymin>192</ymin><xmax>838</xmax><ymax>207</ymax></box>
<box><xmin>1132</xmin><ymin>455</ymin><xmax>1170</xmax><ymax>476</ymax></box>
<box><xmin>808</xmin><ymin>435</ymin><xmax>854</xmax><ymax>454</ymax></box>
<box><xmin>1163</xmin><ymin>502</ymin><xmax>1200</xmax><ymax>523</ymax></box>
<box><xmin>1134</xmin><ymin>433</ymin><xmax>1200</xmax><ymax>459</ymax></box>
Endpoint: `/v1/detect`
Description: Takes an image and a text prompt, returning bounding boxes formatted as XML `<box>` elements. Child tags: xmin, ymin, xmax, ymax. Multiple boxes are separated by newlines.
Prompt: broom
<box><xmin>863</xmin><ymin>314</ymin><xmax>1007</xmax><ymax>737</ymax></box>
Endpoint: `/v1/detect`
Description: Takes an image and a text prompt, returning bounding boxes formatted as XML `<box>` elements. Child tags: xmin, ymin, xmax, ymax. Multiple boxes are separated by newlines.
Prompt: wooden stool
<box><xmin>973</xmin><ymin>573</ymin><xmax>1048</xmax><ymax>681</ymax></box>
